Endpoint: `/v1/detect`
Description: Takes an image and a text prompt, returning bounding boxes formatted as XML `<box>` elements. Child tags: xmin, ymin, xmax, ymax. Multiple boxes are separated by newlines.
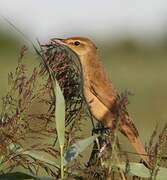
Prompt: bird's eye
<box><xmin>74</xmin><ymin>41</ymin><xmax>80</xmax><ymax>46</ymax></box>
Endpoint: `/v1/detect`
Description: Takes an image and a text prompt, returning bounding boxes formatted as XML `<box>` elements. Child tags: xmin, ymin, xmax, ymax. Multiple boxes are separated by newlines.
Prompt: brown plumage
<box><xmin>51</xmin><ymin>37</ymin><xmax>151</xmax><ymax>167</ymax></box>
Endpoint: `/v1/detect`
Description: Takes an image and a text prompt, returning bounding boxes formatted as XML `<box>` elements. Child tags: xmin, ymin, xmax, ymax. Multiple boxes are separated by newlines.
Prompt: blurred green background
<box><xmin>0</xmin><ymin>29</ymin><xmax>167</xmax><ymax>154</ymax></box>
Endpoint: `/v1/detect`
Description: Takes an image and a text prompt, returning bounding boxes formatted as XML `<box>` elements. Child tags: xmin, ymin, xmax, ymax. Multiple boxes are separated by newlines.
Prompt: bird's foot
<box><xmin>92</xmin><ymin>126</ymin><xmax>110</xmax><ymax>135</ymax></box>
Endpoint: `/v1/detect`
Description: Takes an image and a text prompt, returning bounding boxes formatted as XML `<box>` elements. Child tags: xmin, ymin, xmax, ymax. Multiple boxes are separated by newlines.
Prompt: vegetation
<box><xmin>0</xmin><ymin>31</ymin><xmax>167</xmax><ymax>179</ymax></box>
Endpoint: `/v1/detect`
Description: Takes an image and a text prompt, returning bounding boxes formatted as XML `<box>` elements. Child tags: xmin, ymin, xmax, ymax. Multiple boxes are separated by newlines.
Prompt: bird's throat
<box><xmin>79</xmin><ymin>53</ymin><xmax>108</xmax><ymax>85</ymax></box>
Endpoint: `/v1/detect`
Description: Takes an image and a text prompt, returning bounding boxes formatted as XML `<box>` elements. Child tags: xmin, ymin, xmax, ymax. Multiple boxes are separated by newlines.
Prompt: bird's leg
<box><xmin>87</xmin><ymin>133</ymin><xmax>111</xmax><ymax>167</ymax></box>
<box><xmin>88</xmin><ymin>122</ymin><xmax>116</xmax><ymax>167</ymax></box>
<box><xmin>92</xmin><ymin>122</ymin><xmax>110</xmax><ymax>135</ymax></box>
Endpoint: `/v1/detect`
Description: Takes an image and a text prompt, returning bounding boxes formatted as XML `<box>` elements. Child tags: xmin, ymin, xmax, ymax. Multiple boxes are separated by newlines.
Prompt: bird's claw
<box><xmin>92</xmin><ymin>126</ymin><xmax>110</xmax><ymax>135</ymax></box>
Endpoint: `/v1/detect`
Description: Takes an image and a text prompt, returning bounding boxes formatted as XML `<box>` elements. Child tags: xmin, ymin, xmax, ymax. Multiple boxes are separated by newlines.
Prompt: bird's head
<box><xmin>51</xmin><ymin>37</ymin><xmax>97</xmax><ymax>57</ymax></box>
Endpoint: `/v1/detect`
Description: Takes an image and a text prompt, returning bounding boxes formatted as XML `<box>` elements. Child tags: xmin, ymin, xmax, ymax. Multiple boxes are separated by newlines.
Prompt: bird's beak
<box><xmin>51</xmin><ymin>38</ymin><xmax>65</xmax><ymax>45</ymax></box>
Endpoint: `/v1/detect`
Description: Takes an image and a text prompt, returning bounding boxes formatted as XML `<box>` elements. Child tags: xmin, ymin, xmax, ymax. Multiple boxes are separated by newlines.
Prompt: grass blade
<box><xmin>0</xmin><ymin>172</ymin><xmax>54</xmax><ymax>180</ymax></box>
<box><xmin>9</xmin><ymin>144</ymin><xmax>60</xmax><ymax>169</ymax></box>
<box><xmin>103</xmin><ymin>161</ymin><xmax>167</xmax><ymax>179</ymax></box>
<box><xmin>54</xmin><ymin>80</ymin><xmax>65</xmax><ymax>179</ymax></box>
<box><xmin>54</xmin><ymin>80</ymin><xmax>65</xmax><ymax>147</ymax></box>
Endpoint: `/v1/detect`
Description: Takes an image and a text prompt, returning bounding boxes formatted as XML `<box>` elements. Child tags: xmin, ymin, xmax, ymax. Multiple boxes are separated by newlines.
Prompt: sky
<box><xmin>0</xmin><ymin>0</ymin><xmax>167</xmax><ymax>42</ymax></box>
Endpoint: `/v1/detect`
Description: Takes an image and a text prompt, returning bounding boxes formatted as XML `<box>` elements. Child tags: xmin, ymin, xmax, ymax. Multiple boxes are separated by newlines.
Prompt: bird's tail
<box><xmin>120</xmin><ymin>115</ymin><xmax>151</xmax><ymax>168</ymax></box>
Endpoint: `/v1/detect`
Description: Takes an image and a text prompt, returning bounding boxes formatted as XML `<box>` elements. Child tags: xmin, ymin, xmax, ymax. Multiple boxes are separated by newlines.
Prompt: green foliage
<box><xmin>0</xmin><ymin>172</ymin><xmax>54</xmax><ymax>180</ymax></box>
<box><xmin>55</xmin><ymin>80</ymin><xmax>65</xmax><ymax>148</ymax></box>
<box><xmin>103</xmin><ymin>161</ymin><xmax>167</xmax><ymax>179</ymax></box>
<box><xmin>54</xmin><ymin>80</ymin><xmax>65</xmax><ymax>179</ymax></box>
<box><xmin>1</xmin><ymin>32</ymin><xmax>167</xmax><ymax>179</ymax></box>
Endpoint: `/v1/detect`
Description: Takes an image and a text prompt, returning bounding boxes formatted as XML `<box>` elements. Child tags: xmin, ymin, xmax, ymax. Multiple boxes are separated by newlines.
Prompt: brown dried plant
<box><xmin>0</xmin><ymin>43</ymin><xmax>87</xmax><ymax>176</ymax></box>
<box><xmin>1</xmin><ymin>41</ymin><xmax>167</xmax><ymax>179</ymax></box>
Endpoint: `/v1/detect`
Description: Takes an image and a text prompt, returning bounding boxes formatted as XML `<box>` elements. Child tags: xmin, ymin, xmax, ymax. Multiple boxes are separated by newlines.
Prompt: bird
<box><xmin>51</xmin><ymin>37</ymin><xmax>151</xmax><ymax>167</ymax></box>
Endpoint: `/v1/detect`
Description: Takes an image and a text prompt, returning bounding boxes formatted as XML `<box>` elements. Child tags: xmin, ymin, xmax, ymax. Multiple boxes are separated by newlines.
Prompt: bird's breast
<box><xmin>80</xmin><ymin>54</ymin><xmax>115</xmax><ymax>127</ymax></box>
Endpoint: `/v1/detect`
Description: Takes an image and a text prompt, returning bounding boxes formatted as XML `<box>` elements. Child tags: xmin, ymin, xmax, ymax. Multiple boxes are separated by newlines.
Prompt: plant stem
<box><xmin>60</xmin><ymin>145</ymin><xmax>64</xmax><ymax>179</ymax></box>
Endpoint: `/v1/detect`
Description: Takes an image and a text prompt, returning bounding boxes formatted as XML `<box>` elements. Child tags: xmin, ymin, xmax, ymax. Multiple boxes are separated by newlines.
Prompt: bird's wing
<box><xmin>89</xmin><ymin>75</ymin><xmax>117</xmax><ymax>111</ymax></box>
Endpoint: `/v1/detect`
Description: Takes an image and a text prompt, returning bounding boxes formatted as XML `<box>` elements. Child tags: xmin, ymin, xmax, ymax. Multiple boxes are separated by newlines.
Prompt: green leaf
<box><xmin>156</xmin><ymin>167</ymin><xmax>167</xmax><ymax>180</ymax></box>
<box><xmin>64</xmin><ymin>135</ymin><xmax>99</xmax><ymax>165</ymax></box>
<box><xmin>103</xmin><ymin>161</ymin><xmax>167</xmax><ymax>179</ymax></box>
<box><xmin>0</xmin><ymin>172</ymin><xmax>54</xmax><ymax>180</ymax></box>
<box><xmin>22</xmin><ymin>150</ymin><xmax>60</xmax><ymax>169</ymax></box>
<box><xmin>9</xmin><ymin>144</ymin><xmax>60</xmax><ymax>169</ymax></box>
<box><xmin>103</xmin><ymin>161</ymin><xmax>150</xmax><ymax>178</ymax></box>
<box><xmin>54</xmin><ymin>80</ymin><xmax>65</xmax><ymax>178</ymax></box>
<box><xmin>54</xmin><ymin>80</ymin><xmax>65</xmax><ymax>148</ymax></box>
<box><xmin>120</xmin><ymin>163</ymin><xmax>150</xmax><ymax>178</ymax></box>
